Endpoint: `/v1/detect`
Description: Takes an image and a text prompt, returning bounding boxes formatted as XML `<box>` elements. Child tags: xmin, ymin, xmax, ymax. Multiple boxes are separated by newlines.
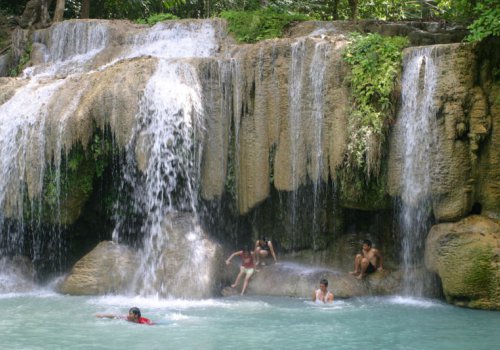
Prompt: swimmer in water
<box><xmin>96</xmin><ymin>307</ymin><xmax>153</xmax><ymax>325</ymax></box>
<box><xmin>312</xmin><ymin>278</ymin><xmax>334</xmax><ymax>304</ymax></box>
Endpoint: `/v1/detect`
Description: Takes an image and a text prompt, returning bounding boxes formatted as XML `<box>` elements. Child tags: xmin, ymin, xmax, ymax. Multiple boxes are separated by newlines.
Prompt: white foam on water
<box><xmin>386</xmin><ymin>295</ymin><xmax>443</xmax><ymax>308</ymax></box>
<box><xmin>125</xmin><ymin>21</ymin><xmax>218</xmax><ymax>61</ymax></box>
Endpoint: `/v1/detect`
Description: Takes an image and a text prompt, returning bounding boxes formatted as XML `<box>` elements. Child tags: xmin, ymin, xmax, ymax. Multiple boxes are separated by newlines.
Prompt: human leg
<box><xmin>350</xmin><ymin>254</ymin><xmax>363</xmax><ymax>275</ymax></box>
<box><xmin>231</xmin><ymin>266</ymin><xmax>245</xmax><ymax>288</ymax></box>
<box><xmin>356</xmin><ymin>258</ymin><xmax>369</xmax><ymax>279</ymax></box>
<box><xmin>240</xmin><ymin>268</ymin><xmax>254</xmax><ymax>295</ymax></box>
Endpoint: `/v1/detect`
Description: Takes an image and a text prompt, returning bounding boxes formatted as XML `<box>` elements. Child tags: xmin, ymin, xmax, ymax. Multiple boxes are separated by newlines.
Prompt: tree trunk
<box><xmin>19</xmin><ymin>0</ymin><xmax>52</xmax><ymax>28</ymax></box>
<box><xmin>348</xmin><ymin>0</ymin><xmax>358</xmax><ymax>20</ymax></box>
<box><xmin>81</xmin><ymin>0</ymin><xmax>90</xmax><ymax>19</ymax></box>
<box><xmin>331</xmin><ymin>0</ymin><xmax>339</xmax><ymax>20</ymax></box>
<box><xmin>53</xmin><ymin>0</ymin><xmax>65</xmax><ymax>22</ymax></box>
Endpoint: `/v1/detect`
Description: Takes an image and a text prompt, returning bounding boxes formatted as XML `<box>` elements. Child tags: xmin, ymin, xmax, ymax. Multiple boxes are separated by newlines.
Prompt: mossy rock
<box><xmin>425</xmin><ymin>215</ymin><xmax>500</xmax><ymax>310</ymax></box>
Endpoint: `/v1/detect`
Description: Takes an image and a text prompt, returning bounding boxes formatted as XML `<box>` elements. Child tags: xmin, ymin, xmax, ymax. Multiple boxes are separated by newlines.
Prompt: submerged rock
<box><xmin>425</xmin><ymin>215</ymin><xmax>500</xmax><ymax>310</ymax></box>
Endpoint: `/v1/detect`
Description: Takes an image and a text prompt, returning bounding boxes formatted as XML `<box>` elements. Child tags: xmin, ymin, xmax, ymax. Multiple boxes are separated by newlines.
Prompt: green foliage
<box><xmin>337</xmin><ymin>163</ymin><xmax>390</xmax><ymax>210</ymax></box>
<box><xmin>136</xmin><ymin>12</ymin><xmax>179</xmax><ymax>24</ymax></box>
<box><xmin>162</xmin><ymin>0</ymin><xmax>186</xmax><ymax>10</ymax></box>
<box><xmin>9</xmin><ymin>41</ymin><xmax>32</xmax><ymax>77</ymax></box>
<box><xmin>342</xmin><ymin>33</ymin><xmax>409</xmax><ymax>176</ymax></box>
<box><xmin>465</xmin><ymin>0</ymin><xmax>500</xmax><ymax>42</ymax></box>
<box><xmin>0</xmin><ymin>0</ymin><xmax>27</xmax><ymax>16</ymax></box>
<box><xmin>34</xmin><ymin>130</ymin><xmax>114</xmax><ymax>225</ymax></box>
<box><xmin>220</xmin><ymin>8</ymin><xmax>310</xmax><ymax>43</ymax></box>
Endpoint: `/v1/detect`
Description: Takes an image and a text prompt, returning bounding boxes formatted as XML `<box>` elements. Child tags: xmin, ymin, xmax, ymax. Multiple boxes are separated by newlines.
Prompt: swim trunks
<box><xmin>366</xmin><ymin>262</ymin><xmax>377</xmax><ymax>274</ymax></box>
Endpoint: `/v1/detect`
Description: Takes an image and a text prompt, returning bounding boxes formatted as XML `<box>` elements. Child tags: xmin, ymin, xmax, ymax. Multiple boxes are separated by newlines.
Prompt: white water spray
<box><xmin>397</xmin><ymin>47</ymin><xmax>438</xmax><ymax>295</ymax></box>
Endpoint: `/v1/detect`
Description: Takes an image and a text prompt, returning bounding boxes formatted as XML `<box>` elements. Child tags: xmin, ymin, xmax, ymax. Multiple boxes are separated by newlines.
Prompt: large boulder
<box><xmin>425</xmin><ymin>215</ymin><xmax>500</xmax><ymax>309</ymax></box>
<box><xmin>223</xmin><ymin>262</ymin><xmax>401</xmax><ymax>298</ymax></box>
<box><xmin>58</xmin><ymin>241</ymin><xmax>137</xmax><ymax>295</ymax></box>
<box><xmin>59</xmin><ymin>213</ymin><xmax>223</xmax><ymax>298</ymax></box>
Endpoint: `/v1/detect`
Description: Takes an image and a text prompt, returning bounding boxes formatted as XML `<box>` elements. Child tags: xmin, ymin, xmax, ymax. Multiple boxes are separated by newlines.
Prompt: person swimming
<box><xmin>312</xmin><ymin>278</ymin><xmax>334</xmax><ymax>304</ymax></box>
<box><xmin>96</xmin><ymin>307</ymin><xmax>154</xmax><ymax>325</ymax></box>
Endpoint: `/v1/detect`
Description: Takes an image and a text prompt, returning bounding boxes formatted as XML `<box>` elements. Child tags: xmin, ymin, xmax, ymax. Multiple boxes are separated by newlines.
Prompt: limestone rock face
<box><xmin>199</xmin><ymin>34</ymin><xmax>350</xmax><ymax>214</ymax></box>
<box><xmin>58</xmin><ymin>241</ymin><xmax>137</xmax><ymax>295</ymax></box>
<box><xmin>388</xmin><ymin>43</ymin><xmax>497</xmax><ymax>222</ymax></box>
<box><xmin>425</xmin><ymin>215</ymin><xmax>500</xmax><ymax>309</ymax></box>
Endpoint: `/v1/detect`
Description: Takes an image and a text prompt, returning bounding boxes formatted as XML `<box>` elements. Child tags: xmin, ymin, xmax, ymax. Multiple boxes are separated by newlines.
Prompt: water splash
<box><xmin>0</xmin><ymin>80</ymin><xmax>65</xmax><ymax>267</ymax></box>
<box><xmin>26</xmin><ymin>21</ymin><xmax>108</xmax><ymax>78</ymax></box>
<box><xmin>112</xmin><ymin>60</ymin><xmax>212</xmax><ymax>297</ymax></box>
<box><xmin>397</xmin><ymin>47</ymin><xmax>438</xmax><ymax>295</ymax></box>
<box><xmin>127</xmin><ymin>21</ymin><xmax>219</xmax><ymax>60</ymax></box>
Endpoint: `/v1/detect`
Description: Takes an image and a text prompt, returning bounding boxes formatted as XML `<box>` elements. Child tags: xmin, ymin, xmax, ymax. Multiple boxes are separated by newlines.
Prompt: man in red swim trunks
<box><xmin>96</xmin><ymin>307</ymin><xmax>153</xmax><ymax>325</ymax></box>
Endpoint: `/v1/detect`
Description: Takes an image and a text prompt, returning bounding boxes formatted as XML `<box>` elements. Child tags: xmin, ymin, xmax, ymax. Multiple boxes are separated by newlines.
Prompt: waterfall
<box><xmin>309</xmin><ymin>41</ymin><xmax>329</xmax><ymax>250</ymax></box>
<box><xmin>26</xmin><ymin>21</ymin><xmax>108</xmax><ymax>78</ymax></box>
<box><xmin>397</xmin><ymin>47</ymin><xmax>438</xmax><ymax>295</ymax></box>
<box><xmin>0</xmin><ymin>80</ymin><xmax>66</xmax><ymax>276</ymax></box>
<box><xmin>106</xmin><ymin>21</ymin><xmax>222</xmax><ymax>297</ymax></box>
<box><xmin>112</xmin><ymin>59</ymin><xmax>206</xmax><ymax>297</ymax></box>
<box><xmin>0</xmin><ymin>20</ymin><xmax>222</xmax><ymax>295</ymax></box>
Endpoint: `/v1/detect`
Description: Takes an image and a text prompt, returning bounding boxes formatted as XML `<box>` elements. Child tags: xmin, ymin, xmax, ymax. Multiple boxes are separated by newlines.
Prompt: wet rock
<box><xmin>240</xmin><ymin>262</ymin><xmax>366</xmax><ymax>297</ymax></box>
<box><xmin>425</xmin><ymin>215</ymin><xmax>500</xmax><ymax>310</ymax></box>
<box><xmin>58</xmin><ymin>241</ymin><xmax>137</xmax><ymax>295</ymax></box>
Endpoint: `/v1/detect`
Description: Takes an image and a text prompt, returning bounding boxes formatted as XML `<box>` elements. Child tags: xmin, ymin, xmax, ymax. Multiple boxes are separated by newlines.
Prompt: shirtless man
<box><xmin>350</xmin><ymin>239</ymin><xmax>383</xmax><ymax>279</ymax></box>
<box><xmin>312</xmin><ymin>278</ymin><xmax>334</xmax><ymax>303</ymax></box>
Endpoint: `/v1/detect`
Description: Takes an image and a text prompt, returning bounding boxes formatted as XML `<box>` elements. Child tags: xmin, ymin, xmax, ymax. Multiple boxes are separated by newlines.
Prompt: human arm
<box><xmin>268</xmin><ymin>241</ymin><xmax>278</xmax><ymax>263</ymax></box>
<box><xmin>312</xmin><ymin>290</ymin><xmax>317</xmax><ymax>302</ymax></box>
<box><xmin>96</xmin><ymin>314</ymin><xmax>121</xmax><ymax>319</ymax></box>
<box><xmin>225</xmin><ymin>251</ymin><xmax>242</xmax><ymax>265</ymax></box>
<box><xmin>327</xmin><ymin>292</ymin><xmax>334</xmax><ymax>303</ymax></box>
<box><xmin>376</xmin><ymin>249</ymin><xmax>383</xmax><ymax>270</ymax></box>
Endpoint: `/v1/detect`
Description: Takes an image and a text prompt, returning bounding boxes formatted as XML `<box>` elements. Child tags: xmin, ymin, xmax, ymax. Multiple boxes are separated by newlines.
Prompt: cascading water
<box><xmin>397</xmin><ymin>47</ymin><xmax>438</xmax><ymax>295</ymax></box>
<box><xmin>0</xmin><ymin>21</ymin><xmax>111</xmax><ymax>284</ymax></box>
<box><xmin>1</xmin><ymin>20</ymin><xmax>222</xmax><ymax>295</ymax></box>
<box><xmin>288</xmin><ymin>39</ymin><xmax>307</xmax><ymax>248</ymax></box>
<box><xmin>0</xmin><ymin>80</ymin><xmax>65</xmax><ymax>280</ymax></box>
<box><xmin>309</xmin><ymin>41</ymin><xmax>329</xmax><ymax>250</ymax></box>
<box><xmin>108</xmin><ymin>23</ymin><xmax>221</xmax><ymax>298</ymax></box>
<box><xmin>113</xmin><ymin>60</ymin><xmax>208</xmax><ymax>297</ymax></box>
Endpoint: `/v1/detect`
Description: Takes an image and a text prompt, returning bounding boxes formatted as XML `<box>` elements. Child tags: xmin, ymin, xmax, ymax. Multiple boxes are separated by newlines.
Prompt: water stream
<box><xmin>397</xmin><ymin>47</ymin><xmax>439</xmax><ymax>295</ymax></box>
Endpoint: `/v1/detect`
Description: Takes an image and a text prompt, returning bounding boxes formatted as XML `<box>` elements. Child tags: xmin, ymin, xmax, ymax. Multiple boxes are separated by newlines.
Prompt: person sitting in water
<box><xmin>226</xmin><ymin>247</ymin><xmax>256</xmax><ymax>295</ymax></box>
<box><xmin>96</xmin><ymin>307</ymin><xmax>154</xmax><ymax>325</ymax></box>
<box><xmin>349</xmin><ymin>239</ymin><xmax>383</xmax><ymax>279</ymax></box>
<box><xmin>254</xmin><ymin>236</ymin><xmax>278</xmax><ymax>268</ymax></box>
<box><xmin>312</xmin><ymin>278</ymin><xmax>334</xmax><ymax>304</ymax></box>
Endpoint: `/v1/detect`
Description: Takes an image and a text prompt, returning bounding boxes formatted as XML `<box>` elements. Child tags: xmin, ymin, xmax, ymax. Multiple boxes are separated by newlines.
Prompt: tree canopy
<box><xmin>1</xmin><ymin>0</ymin><xmax>498</xmax><ymax>42</ymax></box>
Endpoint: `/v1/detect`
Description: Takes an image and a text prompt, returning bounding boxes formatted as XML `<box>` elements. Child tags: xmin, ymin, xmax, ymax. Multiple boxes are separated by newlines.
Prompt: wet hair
<box><xmin>129</xmin><ymin>307</ymin><xmax>141</xmax><ymax>318</ymax></box>
<box><xmin>363</xmin><ymin>239</ymin><xmax>372</xmax><ymax>247</ymax></box>
<box><xmin>320</xmin><ymin>278</ymin><xmax>328</xmax><ymax>286</ymax></box>
<box><xmin>260</xmin><ymin>236</ymin><xmax>267</xmax><ymax>242</ymax></box>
